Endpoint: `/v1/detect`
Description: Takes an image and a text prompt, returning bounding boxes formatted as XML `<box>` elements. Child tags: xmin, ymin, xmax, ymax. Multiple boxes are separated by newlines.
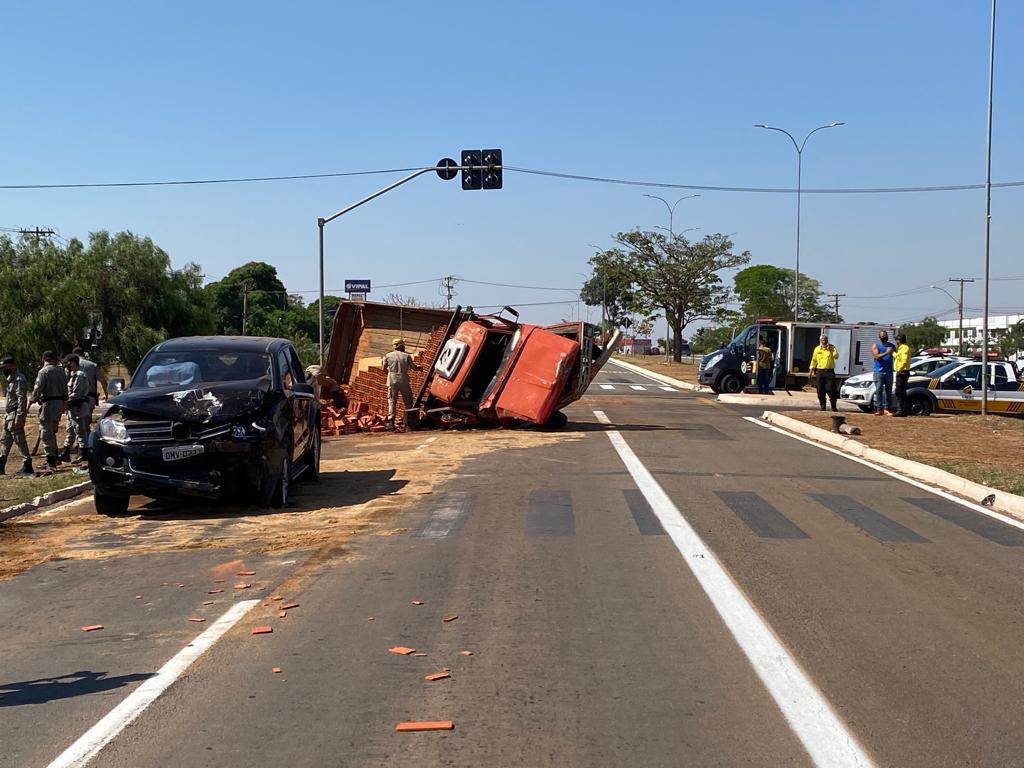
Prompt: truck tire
<box><xmin>718</xmin><ymin>373</ymin><xmax>744</xmax><ymax>394</ymax></box>
<box><xmin>909</xmin><ymin>395</ymin><xmax>933</xmax><ymax>417</ymax></box>
<box><xmin>94</xmin><ymin>489</ymin><xmax>130</xmax><ymax>517</ymax></box>
<box><xmin>542</xmin><ymin>411</ymin><xmax>568</xmax><ymax>429</ymax></box>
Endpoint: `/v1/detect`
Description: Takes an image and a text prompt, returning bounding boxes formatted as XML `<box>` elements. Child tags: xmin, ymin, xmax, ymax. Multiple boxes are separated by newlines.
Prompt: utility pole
<box><xmin>948</xmin><ymin>277</ymin><xmax>975</xmax><ymax>356</ymax></box>
<box><xmin>826</xmin><ymin>292</ymin><xmax>845</xmax><ymax>322</ymax></box>
<box><xmin>440</xmin><ymin>275</ymin><xmax>458</xmax><ymax>310</ymax></box>
<box><xmin>18</xmin><ymin>227</ymin><xmax>56</xmax><ymax>242</ymax></box>
<box><xmin>241</xmin><ymin>282</ymin><xmax>250</xmax><ymax>336</ymax></box>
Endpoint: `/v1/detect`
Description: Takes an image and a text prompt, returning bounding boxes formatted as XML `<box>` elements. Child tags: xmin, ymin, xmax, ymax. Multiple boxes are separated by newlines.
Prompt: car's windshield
<box><xmin>132</xmin><ymin>351</ymin><xmax>271</xmax><ymax>389</ymax></box>
<box><xmin>927</xmin><ymin>362</ymin><xmax>963</xmax><ymax>379</ymax></box>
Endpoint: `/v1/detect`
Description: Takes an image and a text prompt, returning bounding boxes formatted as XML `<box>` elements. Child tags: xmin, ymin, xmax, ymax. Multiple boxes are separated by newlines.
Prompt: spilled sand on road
<box><xmin>0</xmin><ymin>428</ymin><xmax>583</xmax><ymax>581</ymax></box>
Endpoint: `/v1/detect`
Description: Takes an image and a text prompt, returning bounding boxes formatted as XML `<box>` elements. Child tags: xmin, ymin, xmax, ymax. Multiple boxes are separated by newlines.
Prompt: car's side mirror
<box><xmin>109</xmin><ymin>377</ymin><xmax>126</xmax><ymax>395</ymax></box>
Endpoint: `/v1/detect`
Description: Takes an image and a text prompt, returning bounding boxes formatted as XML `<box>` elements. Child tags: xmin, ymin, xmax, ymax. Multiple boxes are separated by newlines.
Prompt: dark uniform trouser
<box><xmin>816</xmin><ymin>369</ymin><xmax>838</xmax><ymax>409</ymax></box>
<box><xmin>894</xmin><ymin>372</ymin><xmax>910</xmax><ymax>415</ymax></box>
<box><xmin>1</xmin><ymin>414</ymin><xmax>31</xmax><ymax>459</ymax></box>
<box><xmin>64</xmin><ymin>402</ymin><xmax>90</xmax><ymax>450</ymax></box>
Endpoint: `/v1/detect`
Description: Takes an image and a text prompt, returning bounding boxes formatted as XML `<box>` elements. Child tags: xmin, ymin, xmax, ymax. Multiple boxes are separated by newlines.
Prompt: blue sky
<box><xmin>2</xmin><ymin>1</ymin><xmax>1021</xmax><ymax>332</ymax></box>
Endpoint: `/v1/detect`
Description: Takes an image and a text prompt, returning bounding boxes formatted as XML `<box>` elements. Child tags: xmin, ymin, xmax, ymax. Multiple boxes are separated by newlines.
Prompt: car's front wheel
<box><xmin>303</xmin><ymin>425</ymin><xmax>321</xmax><ymax>482</ymax></box>
<box><xmin>258</xmin><ymin>436</ymin><xmax>293</xmax><ymax>509</ymax></box>
<box><xmin>909</xmin><ymin>395</ymin><xmax>933</xmax><ymax>417</ymax></box>
<box><xmin>94</xmin><ymin>488</ymin><xmax>130</xmax><ymax>517</ymax></box>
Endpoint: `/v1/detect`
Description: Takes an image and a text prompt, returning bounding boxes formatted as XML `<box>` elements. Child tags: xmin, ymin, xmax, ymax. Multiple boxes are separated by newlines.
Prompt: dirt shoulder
<box><xmin>612</xmin><ymin>355</ymin><xmax>701</xmax><ymax>385</ymax></box>
<box><xmin>1</xmin><ymin>420</ymin><xmax>88</xmax><ymax>508</ymax></box>
<box><xmin>786</xmin><ymin>411</ymin><xmax>1024</xmax><ymax>496</ymax></box>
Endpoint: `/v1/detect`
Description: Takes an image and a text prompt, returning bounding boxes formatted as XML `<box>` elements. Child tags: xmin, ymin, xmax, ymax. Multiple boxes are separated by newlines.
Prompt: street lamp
<box><xmin>754</xmin><ymin>122</ymin><xmax>844</xmax><ymax>322</ymax></box>
<box><xmin>643</xmin><ymin>194</ymin><xmax>701</xmax><ymax>361</ymax></box>
<box><xmin>931</xmin><ymin>284</ymin><xmax>966</xmax><ymax>356</ymax></box>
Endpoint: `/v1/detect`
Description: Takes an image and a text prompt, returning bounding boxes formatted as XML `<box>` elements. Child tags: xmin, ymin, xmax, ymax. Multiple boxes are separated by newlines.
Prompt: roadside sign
<box><xmin>436</xmin><ymin>158</ymin><xmax>458</xmax><ymax>181</ymax></box>
<box><xmin>345</xmin><ymin>280</ymin><xmax>371</xmax><ymax>293</ymax></box>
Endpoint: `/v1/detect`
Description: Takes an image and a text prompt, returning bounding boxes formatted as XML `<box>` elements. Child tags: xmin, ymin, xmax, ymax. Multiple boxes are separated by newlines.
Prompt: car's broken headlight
<box><xmin>98</xmin><ymin>416</ymin><xmax>130</xmax><ymax>444</ymax></box>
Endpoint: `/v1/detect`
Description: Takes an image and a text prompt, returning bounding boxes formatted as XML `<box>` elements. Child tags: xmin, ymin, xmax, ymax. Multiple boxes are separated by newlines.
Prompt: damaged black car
<box><xmin>88</xmin><ymin>337</ymin><xmax>320</xmax><ymax>516</ymax></box>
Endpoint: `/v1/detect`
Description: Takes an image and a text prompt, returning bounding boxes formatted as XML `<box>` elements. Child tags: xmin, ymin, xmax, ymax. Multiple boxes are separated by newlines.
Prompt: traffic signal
<box><xmin>482</xmin><ymin>149</ymin><xmax>502</xmax><ymax>189</ymax></box>
<box><xmin>461</xmin><ymin>150</ymin><xmax>482</xmax><ymax>190</ymax></box>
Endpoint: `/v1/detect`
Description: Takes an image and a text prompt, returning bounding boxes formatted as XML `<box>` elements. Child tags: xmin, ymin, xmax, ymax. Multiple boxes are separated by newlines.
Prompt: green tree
<box><xmin>898</xmin><ymin>316</ymin><xmax>949</xmax><ymax>352</ymax></box>
<box><xmin>580</xmin><ymin>250</ymin><xmax>637</xmax><ymax>330</ymax></box>
<box><xmin>205</xmin><ymin>262</ymin><xmax>289</xmax><ymax>336</ymax></box>
<box><xmin>998</xmin><ymin>320</ymin><xmax>1024</xmax><ymax>360</ymax></box>
<box><xmin>732</xmin><ymin>264</ymin><xmax>837</xmax><ymax>322</ymax></box>
<box><xmin>602</xmin><ymin>230</ymin><xmax>750</xmax><ymax>362</ymax></box>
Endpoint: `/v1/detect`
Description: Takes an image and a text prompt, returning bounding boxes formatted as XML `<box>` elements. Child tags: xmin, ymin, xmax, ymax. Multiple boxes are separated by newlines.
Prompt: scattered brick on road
<box><xmin>389</xmin><ymin>646</ymin><xmax>416</xmax><ymax>655</ymax></box>
<box><xmin>251</xmin><ymin>626</ymin><xmax>273</xmax><ymax>635</ymax></box>
<box><xmin>395</xmin><ymin>721</ymin><xmax>455</xmax><ymax>732</ymax></box>
<box><xmin>81</xmin><ymin>625</ymin><xmax>104</xmax><ymax>632</ymax></box>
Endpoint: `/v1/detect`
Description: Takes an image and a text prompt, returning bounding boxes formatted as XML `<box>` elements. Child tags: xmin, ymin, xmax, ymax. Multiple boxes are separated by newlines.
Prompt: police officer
<box><xmin>60</xmin><ymin>354</ymin><xmax>91</xmax><ymax>463</ymax></box>
<box><xmin>381</xmin><ymin>338</ymin><xmax>421</xmax><ymax>432</ymax></box>
<box><xmin>0</xmin><ymin>356</ymin><xmax>34</xmax><ymax>476</ymax></box>
<box><xmin>31</xmin><ymin>350</ymin><xmax>68</xmax><ymax>470</ymax></box>
<box><xmin>809</xmin><ymin>334</ymin><xmax>840</xmax><ymax>412</ymax></box>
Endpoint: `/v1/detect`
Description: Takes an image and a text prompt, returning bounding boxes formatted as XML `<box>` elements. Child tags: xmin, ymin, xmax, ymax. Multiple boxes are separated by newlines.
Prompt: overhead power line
<box><xmin>3</xmin><ymin>164</ymin><xmax>1024</xmax><ymax>195</ymax></box>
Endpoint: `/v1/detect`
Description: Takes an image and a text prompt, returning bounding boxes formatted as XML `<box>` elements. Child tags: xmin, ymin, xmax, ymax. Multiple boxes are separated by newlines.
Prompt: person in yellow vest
<box><xmin>892</xmin><ymin>333</ymin><xmax>912</xmax><ymax>417</ymax></box>
<box><xmin>809</xmin><ymin>334</ymin><xmax>839</xmax><ymax>412</ymax></box>
<box><xmin>755</xmin><ymin>336</ymin><xmax>775</xmax><ymax>394</ymax></box>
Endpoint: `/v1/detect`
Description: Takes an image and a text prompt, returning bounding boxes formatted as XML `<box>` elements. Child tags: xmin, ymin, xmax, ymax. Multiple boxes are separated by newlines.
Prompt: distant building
<box><xmin>937</xmin><ymin>314</ymin><xmax>1024</xmax><ymax>357</ymax></box>
<box><xmin>621</xmin><ymin>338</ymin><xmax>653</xmax><ymax>355</ymax></box>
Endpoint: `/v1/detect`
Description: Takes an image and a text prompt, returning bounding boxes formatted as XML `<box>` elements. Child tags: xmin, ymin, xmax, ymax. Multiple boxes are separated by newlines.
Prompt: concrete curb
<box><xmin>609</xmin><ymin>358</ymin><xmax>709</xmax><ymax>392</ymax></box>
<box><xmin>0</xmin><ymin>480</ymin><xmax>93</xmax><ymax>523</ymax></box>
<box><xmin>761</xmin><ymin>410</ymin><xmax>1024</xmax><ymax>520</ymax></box>
<box><xmin>719</xmin><ymin>392</ymin><xmax>862</xmax><ymax>411</ymax></box>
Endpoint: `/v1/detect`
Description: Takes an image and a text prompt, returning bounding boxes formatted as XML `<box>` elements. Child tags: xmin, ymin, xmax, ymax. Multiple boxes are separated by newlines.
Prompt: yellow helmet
<box><xmin>392</xmin><ymin>338</ymin><xmax>405</xmax><ymax>347</ymax></box>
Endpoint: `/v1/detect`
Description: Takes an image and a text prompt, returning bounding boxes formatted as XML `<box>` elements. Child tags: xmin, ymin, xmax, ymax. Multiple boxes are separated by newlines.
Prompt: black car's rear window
<box><xmin>132</xmin><ymin>351</ymin><xmax>272</xmax><ymax>389</ymax></box>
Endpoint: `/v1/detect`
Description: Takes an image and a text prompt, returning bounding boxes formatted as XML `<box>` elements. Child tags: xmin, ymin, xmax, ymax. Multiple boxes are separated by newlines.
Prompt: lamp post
<box><xmin>586</xmin><ymin>244</ymin><xmax>610</xmax><ymax>338</ymax></box>
<box><xmin>932</xmin><ymin>282</ymin><xmax>973</xmax><ymax>356</ymax></box>
<box><xmin>981</xmin><ymin>0</ymin><xmax>997</xmax><ymax>416</ymax></box>
<box><xmin>643</xmin><ymin>194</ymin><xmax>701</xmax><ymax>361</ymax></box>
<box><xmin>754</xmin><ymin>122</ymin><xmax>844</xmax><ymax>322</ymax></box>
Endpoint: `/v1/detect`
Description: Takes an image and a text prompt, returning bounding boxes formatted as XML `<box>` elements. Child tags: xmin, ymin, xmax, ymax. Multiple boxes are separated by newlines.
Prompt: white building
<box><xmin>938</xmin><ymin>314</ymin><xmax>1024</xmax><ymax>355</ymax></box>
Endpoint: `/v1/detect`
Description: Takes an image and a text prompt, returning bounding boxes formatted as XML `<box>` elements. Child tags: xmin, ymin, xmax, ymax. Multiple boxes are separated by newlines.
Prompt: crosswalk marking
<box><xmin>600</xmin><ymin>384</ymin><xmax>615</xmax><ymax>390</ymax></box>
<box><xmin>414</xmin><ymin>493</ymin><xmax>474</xmax><ymax>539</ymax></box>
<box><xmin>629</xmin><ymin>384</ymin><xmax>646</xmax><ymax>391</ymax></box>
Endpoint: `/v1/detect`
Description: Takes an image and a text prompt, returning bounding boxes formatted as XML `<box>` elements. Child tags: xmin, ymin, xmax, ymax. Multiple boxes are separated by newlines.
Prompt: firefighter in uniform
<box><xmin>60</xmin><ymin>354</ymin><xmax>91</xmax><ymax>463</ymax></box>
<box><xmin>0</xmin><ymin>356</ymin><xmax>34</xmax><ymax>476</ymax></box>
<box><xmin>381</xmin><ymin>338</ymin><xmax>421</xmax><ymax>432</ymax></box>
<box><xmin>31</xmin><ymin>350</ymin><xmax>68</xmax><ymax>470</ymax></box>
<box><xmin>809</xmin><ymin>334</ymin><xmax>840</xmax><ymax>412</ymax></box>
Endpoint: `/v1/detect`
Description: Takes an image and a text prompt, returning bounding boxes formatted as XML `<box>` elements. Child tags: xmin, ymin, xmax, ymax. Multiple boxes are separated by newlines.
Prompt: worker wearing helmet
<box><xmin>381</xmin><ymin>338</ymin><xmax>421</xmax><ymax>431</ymax></box>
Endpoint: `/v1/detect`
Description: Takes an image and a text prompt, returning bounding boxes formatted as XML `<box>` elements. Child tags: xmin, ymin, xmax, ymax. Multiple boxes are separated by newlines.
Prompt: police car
<box><xmin>839</xmin><ymin>355</ymin><xmax>965</xmax><ymax>412</ymax></box>
<box><xmin>905</xmin><ymin>360</ymin><xmax>1024</xmax><ymax>416</ymax></box>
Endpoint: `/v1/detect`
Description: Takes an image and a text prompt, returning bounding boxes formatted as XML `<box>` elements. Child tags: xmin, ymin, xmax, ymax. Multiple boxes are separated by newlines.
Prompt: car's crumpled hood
<box><xmin>109</xmin><ymin>379</ymin><xmax>272</xmax><ymax>424</ymax></box>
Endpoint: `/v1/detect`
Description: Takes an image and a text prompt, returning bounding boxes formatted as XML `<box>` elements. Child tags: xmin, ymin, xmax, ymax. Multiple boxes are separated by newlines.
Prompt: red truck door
<box><xmin>494</xmin><ymin>329</ymin><xmax>579</xmax><ymax>423</ymax></box>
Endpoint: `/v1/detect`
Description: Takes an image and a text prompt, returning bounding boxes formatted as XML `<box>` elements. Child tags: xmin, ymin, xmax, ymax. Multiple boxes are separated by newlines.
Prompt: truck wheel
<box><xmin>909</xmin><ymin>395</ymin><xmax>933</xmax><ymax>417</ymax></box>
<box><xmin>718</xmin><ymin>373</ymin><xmax>744</xmax><ymax>394</ymax></box>
<box><xmin>543</xmin><ymin>411</ymin><xmax>568</xmax><ymax>429</ymax></box>
<box><xmin>94</xmin><ymin>489</ymin><xmax>130</xmax><ymax>517</ymax></box>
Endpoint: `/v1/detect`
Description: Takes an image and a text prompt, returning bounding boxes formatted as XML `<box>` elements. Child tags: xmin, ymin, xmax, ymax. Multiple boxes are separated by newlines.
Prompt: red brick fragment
<box><xmin>459</xmin><ymin>650</ymin><xmax>474</xmax><ymax>656</ymax></box>
<box><xmin>412</xmin><ymin>652</ymin><xmax>428</xmax><ymax>657</ymax></box>
<box><xmin>395</xmin><ymin>721</ymin><xmax>454</xmax><ymax>732</ymax></box>
<box><xmin>208</xmin><ymin>589</ymin><xmax>224</xmax><ymax>594</ymax></box>
<box><xmin>202</xmin><ymin>600</ymin><xmax>215</xmax><ymax>606</ymax></box>
<box><xmin>443</xmin><ymin>615</ymin><xmax>459</xmax><ymax>623</ymax></box>
<box><xmin>233</xmin><ymin>583</ymin><xmax>252</xmax><ymax>590</ymax></box>
<box><xmin>236</xmin><ymin>571</ymin><xmax>256</xmax><ymax>576</ymax></box>
<box><xmin>188</xmin><ymin>617</ymin><xmax>206</xmax><ymax>623</ymax></box>
<box><xmin>269</xmin><ymin>595</ymin><xmax>283</xmax><ymax>601</ymax></box>
<box><xmin>81</xmin><ymin>625</ymin><xmax>104</xmax><ymax>632</ymax></box>
<box><xmin>389</xmin><ymin>646</ymin><xmax>416</xmax><ymax>655</ymax></box>
<box><xmin>424</xmin><ymin>672</ymin><xmax>450</xmax><ymax>682</ymax></box>
<box><xmin>251</xmin><ymin>626</ymin><xmax>273</xmax><ymax>635</ymax></box>
<box><xmin>280</xmin><ymin>603</ymin><xmax>299</xmax><ymax>611</ymax></box>
<box><xmin>213</xmin><ymin>579</ymin><xmax>226</xmax><ymax>583</ymax></box>
<box><xmin>279</xmin><ymin>611</ymin><xmax>287</xmax><ymax>619</ymax></box>
<box><xmin>272</xmin><ymin>667</ymin><xmax>282</xmax><ymax>674</ymax></box>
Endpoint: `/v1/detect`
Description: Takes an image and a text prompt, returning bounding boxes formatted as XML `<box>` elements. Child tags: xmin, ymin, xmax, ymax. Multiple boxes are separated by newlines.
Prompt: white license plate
<box><xmin>162</xmin><ymin>445</ymin><xmax>204</xmax><ymax>462</ymax></box>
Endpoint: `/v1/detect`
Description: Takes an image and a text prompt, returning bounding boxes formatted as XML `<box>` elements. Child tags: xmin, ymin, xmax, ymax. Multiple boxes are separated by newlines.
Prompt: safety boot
<box><xmin>0</xmin><ymin>454</ymin><xmax>6</xmax><ymax>475</ymax></box>
<box><xmin>58</xmin><ymin>446</ymin><xmax>72</xmax><ymax>464</ymax></box>
<box><xmin>15</xmin><ymin>458</ymin><xmax>34</xmax><ymax>477</ymax></box>
<box><xmin>46</xmin><ymin>454</ymin><xmax>58</xmax><ymax>470</ymax></box>
<box><xmin>76</xmin><ymin>447</ymin><xmax>89</xmax><ymax>464</ymax></box>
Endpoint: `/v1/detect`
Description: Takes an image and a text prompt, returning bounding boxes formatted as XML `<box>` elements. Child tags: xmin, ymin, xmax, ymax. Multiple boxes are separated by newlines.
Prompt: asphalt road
<box><xmin>4</xmin><ymin>360</ymin><xmax>1024</xmax><ymax>766</ymax></box>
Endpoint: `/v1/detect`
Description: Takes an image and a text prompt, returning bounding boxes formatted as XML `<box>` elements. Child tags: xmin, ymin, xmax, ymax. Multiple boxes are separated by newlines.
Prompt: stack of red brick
<box><xmin>320</xmin><ymin>325</ymin><xmax>448</xmax><ymax>436</ymax></box>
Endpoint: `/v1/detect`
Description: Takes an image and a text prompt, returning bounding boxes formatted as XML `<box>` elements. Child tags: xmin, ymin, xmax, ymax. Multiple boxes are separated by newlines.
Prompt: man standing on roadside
<box><xmin>872</xmin><ymin>330</ymin><xmax>897</xmax><ymax>416</ymax></box>
<box><xmin>382</xmin><ymin>338</ymin><xmax>421</xmax><ymax>432</ymax></box>
<box><xmin>0</xmin><ymin>356</ymin><xmax>34</xmax><ymax>477</ymax></box>
<box><xmin>72</xmin><ymin>346</ymin><xmax>107</xmax><ymax>426</ymax></box>
<box><xmin>809</xmin><ymin>334</ymin><xmax>839</xmax><ymax>412</ymax></box>
<box><xmin>60</xmin><ymin>354</ymin><xmax>91</xmax><ymax>463</ymax></box>
<box><xmin>892</xmin><ymin>333</ymin><xmax>912</xmax><ymax>417</ymax></box>
<box><xmin>756</xmin><ymin>336</ymin><xmax>774</xmax><ymax>395</ymax></box>
<box><xmin>31</xmin><ymin>350</ymin><xmax>68</xmax><ymax>470</ymax></box>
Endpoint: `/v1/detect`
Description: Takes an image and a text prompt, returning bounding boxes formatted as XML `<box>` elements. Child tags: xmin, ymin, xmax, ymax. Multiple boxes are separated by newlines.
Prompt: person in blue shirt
<box><xmin>872</xmin><ymin>330</ymin><xmax>896</xmax><ymax>415</ymax></box>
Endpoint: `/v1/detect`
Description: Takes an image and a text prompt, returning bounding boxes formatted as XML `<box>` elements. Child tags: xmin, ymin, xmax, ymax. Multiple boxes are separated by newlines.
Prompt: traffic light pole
<box><xmin>316</xmin><ymin>160</ymin><xmax>500</xmax><ymax>365</ymax></box>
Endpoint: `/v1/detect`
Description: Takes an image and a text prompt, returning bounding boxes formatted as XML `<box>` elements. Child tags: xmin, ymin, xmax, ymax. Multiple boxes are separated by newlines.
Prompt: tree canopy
<box><xmin>898</xmin><ymin>316</ymin><xmax>949</xmax><ymax>351</ymax></box>
<box><xmin>732</xmin><ymin>264</ymin><xmax>838</xmax><ymax>322</ymax></box>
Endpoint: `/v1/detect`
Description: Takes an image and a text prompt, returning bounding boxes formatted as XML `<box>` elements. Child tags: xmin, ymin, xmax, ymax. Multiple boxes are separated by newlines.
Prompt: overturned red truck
<box><xmin>321</xmin><ymin>301</ymin><xmax>621</xmax><ymax>432</ymax></box>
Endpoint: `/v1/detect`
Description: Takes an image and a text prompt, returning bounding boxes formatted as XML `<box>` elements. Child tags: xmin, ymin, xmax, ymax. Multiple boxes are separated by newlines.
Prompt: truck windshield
<box><xmin>132</xmin><ymin>351</ymin><xmax>272</xmax><ymax>388</ymax></box>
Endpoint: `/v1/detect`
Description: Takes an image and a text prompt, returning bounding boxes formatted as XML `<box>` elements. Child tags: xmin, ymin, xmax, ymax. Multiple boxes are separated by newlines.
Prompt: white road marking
<box><xmin>659</xmin><ymin>386</ymin><xmax>677</xmax><ymax>392</ymax></box>
<box><xmin>593</xmin><ymin>409</ymin><xmax>875</xmax><ymax>768</ymax></box>
<box><xmin>416</xmin><ymin>493</ymin><xmax>471</xmax><ymax>539</ymax></box>
<box><xmin>743</xmin><ymin>416</ymin><xmax>1024</xmax><ymax>532</ymax></box>
<box><xmin>600</xmin><ymin>384</ymin><xmax>616</xmax><ymax>390</ymax></box>
<box><xmin>629</xmin><ymin>385</ymin><xmax>646</xmax><ymax>391</ymax></box>
<box><xmin>47</xmin><ymin>599</ymin><xmax>260</xmax><ymax>768</ymax></box>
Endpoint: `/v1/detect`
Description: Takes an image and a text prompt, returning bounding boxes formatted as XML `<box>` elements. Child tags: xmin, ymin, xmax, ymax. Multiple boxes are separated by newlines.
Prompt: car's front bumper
<box><xmin>839</xmin><ymin>385</ymin><xmax>875</xmax><ymax>404</ymax></box>
<box><xmin>89</xmin><ymin>433</ymin><xmax>271</xmax><ymax>500</ymax></box>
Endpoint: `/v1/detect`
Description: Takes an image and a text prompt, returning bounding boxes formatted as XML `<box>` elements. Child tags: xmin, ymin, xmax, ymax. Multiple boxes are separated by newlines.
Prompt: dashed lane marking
<box><xmin>600</xmin><ymin>384</ymin><xmax>616</xmax><ymax>390</ymax></box>
<box><xmin>47</xmin><ymin>599</ymin><xmax>261</xmax><ymax>768</ymax></box>
<box><xmin>593</xmin><ymin>409</ymin><xmax>876</xmax><ymax>768</ymax></box>
<box><xmin>659</xmin><ymin>386</ymin><xmax>677</xmax><ymax>392</ymax></box>
<box><xmin>629</xmin><ymin>385</ymin><xmax>647</xmax><ymax>391</ymax></box>
<box><xmin>414</xmin><ymin>492</ymin><xmax>475</xmax><ymax>539</ymax></box>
